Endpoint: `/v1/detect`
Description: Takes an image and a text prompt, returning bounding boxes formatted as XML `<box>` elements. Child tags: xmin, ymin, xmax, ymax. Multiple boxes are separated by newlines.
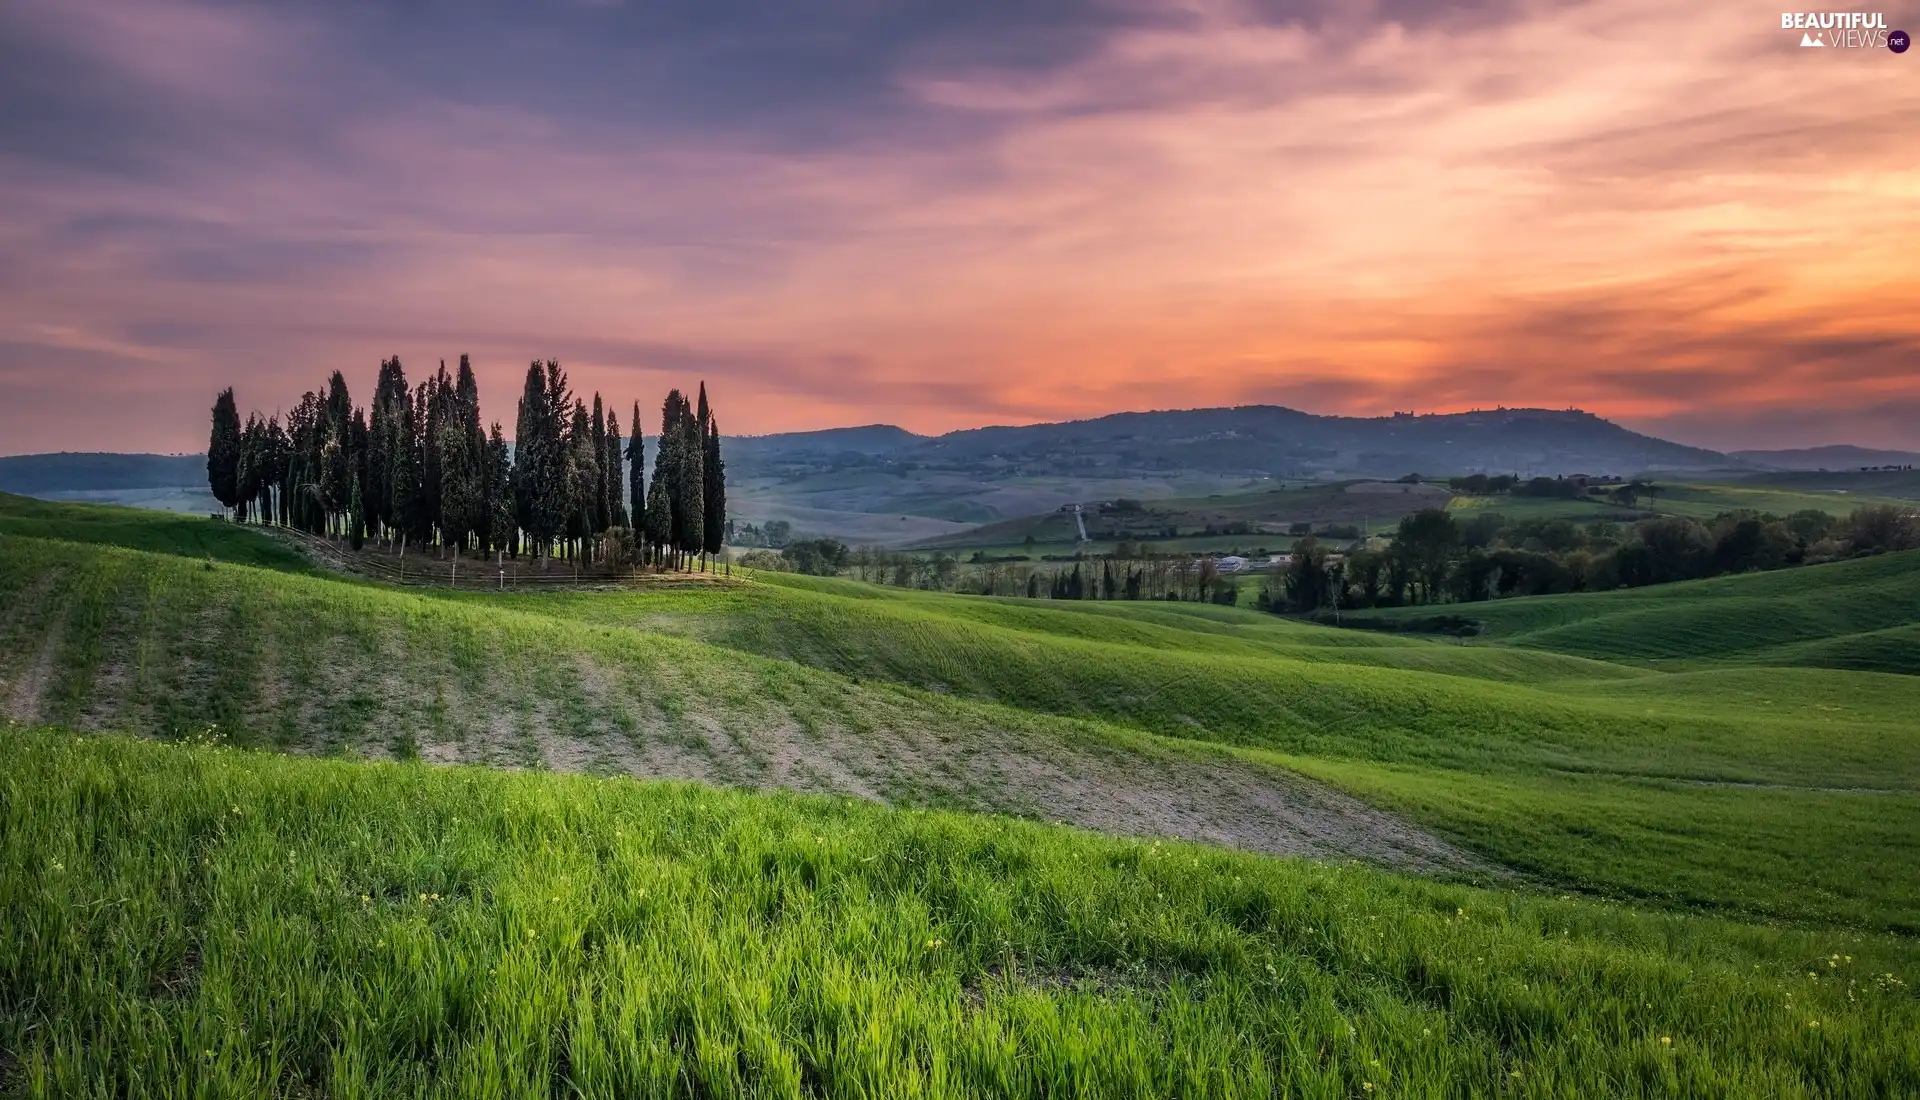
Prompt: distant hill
<box><xmin>733</xmin><ymin>406</ymin><xmax>1726</xmax><ymax>481</ymax></box>
<box><xmin>0</xmin><ymin>452</ymin><xmax>206</xmax><ymax>494</ymax></box>
<box><xmin>1730</xmin><ymin>445</ymin><xmax>1920</xmax><ymax>471</ymax></box>
<box><xmin>728</xmin><ymin>424</ymin><xmax>925</xmax><ymax>460</ymax></box>
<box><xmin>0</xmin><ymin>452</ymin><xmax>216</xmax><ymax>514</ymax></box>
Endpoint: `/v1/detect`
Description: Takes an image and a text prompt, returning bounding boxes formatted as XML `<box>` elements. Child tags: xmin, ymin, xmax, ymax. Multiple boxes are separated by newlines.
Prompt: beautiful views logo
<box><xmin>1781</xmin><ymin>11</ymin><xmax>1906</xmax><ymax>49</ymax></box>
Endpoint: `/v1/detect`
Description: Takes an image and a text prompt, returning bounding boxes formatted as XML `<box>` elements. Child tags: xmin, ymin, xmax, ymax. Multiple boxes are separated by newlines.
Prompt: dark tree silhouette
<box><xmin>207</xmin><ymin>388</ymin><xmax>242</xmax><ymax>515</ymax></box>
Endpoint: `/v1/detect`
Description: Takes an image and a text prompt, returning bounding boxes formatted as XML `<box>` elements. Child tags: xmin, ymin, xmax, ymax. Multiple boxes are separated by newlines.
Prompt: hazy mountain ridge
<box><xmin>1730</xmin><ymin>445</ymin><xmax>1920</xmax><ymax>471</ymax></box>
<box><xmin>735</xmin><ymin>406</ymin><xmax>1730</xmax><ymax>480</ymax></box>
<box><xmin>0</xmin><ymin>452</ymin><xmax>206</xmax><ymax>494</ymax></box>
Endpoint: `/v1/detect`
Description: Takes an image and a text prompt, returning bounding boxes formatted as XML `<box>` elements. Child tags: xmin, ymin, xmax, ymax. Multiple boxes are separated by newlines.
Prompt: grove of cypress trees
<box><xmin>207</xmin><ymin>388</ymin><xmax>242</xmax><ymax>516</ymax></box>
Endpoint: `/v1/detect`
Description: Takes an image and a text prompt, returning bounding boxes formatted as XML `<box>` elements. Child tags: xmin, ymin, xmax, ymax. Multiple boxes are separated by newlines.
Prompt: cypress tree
<box><xmin>644</xmin><ymin>477</ymin><xmax>672</xmax><ymax>567</ymax></box>
<box><xmin>453</xmin><ymin>356</ymin><xmax>485</xmax><ymax>550</ymax></box>
<box><xmin>512</xmin><ymin>361</ymin><xmax>572</xmax><ymax>565</ymax></box>
<box><xmin>420</xmin><ymin>364</ymin><xmax>452</xmax><ymax>544</ymax></box>
<box><xmin>627</xmin><ymin>402</ymin><xmax>645</xmax><ymax>536</ymax></box>
<box><xmin>348</xmin><ymin>472</ymin><xmax>366</xmax><ymax>551</ymax></box>
<box><xmin>285</xmin><ymin>391</ymin><xmax>320</xmax><ymax>532</ymax></box>
<box><xmin>651</xmin><ymin>391</ymin><xmax>682</xmax><ymax>567</ymax></box>
<box><xmin>390</xmin><ymin>385</ymin><xmax>422</xmax><ymax>551</ymax></box>
<box><xmin>604</xmin><ymin>408</ymin><xmax>628</xmax><ymax>530</ymax></box>
<box><xmin>351</xmin><ymin>407</ymin><xmax>370</xmax><ymax>533</ymax></box>
<box><xmin>207</xmin><ymin>388</ymin><xmax>242</xmax><ymax>515</ymax></box>
<box><xmin>260</xmin><ymin>415</ymin><xmax>288</xmax><ymax>524</ymax></box>
<box><xmin>438</xmin><ymin>417</ymin><xmax>481</xmax><ymax>557</ymax></box>
<box><xmin>235</xmin><ymin>413</ymin><xmax>265</xmax><ymax>524</ymax></box>
<box><xmin>699</xmin><ymin>384</ymin><xmax>725</xmax><ymax>562</ymax></box>
<box><xmin>367</xmin><ymin>357</ymin><xmax>407</xmax><ymax>539</ymax></box>
<box><xmin>676</xmin><ymin>398</ymin><xmax>704</xmax><ymax>568</ymax></box>
<box><xmin>316</xmin><ymin>371</ymin><xmax>353</xmax><ymax>535</ymax></box>
<box><xmin>511</xmin><ymin>363</ymin><xmax>542</xmax><ymax>556</ymax></box>
<box><xmin>486</xmin><ymin>423</ymin><xmax>513</xmax><ymax>560</ymax></box>
<box><xmin>568</xmin><ymin>400</ymin><xmax>599</xmax><ymax>562</ymax></box>
<box><xmin>590</xmin><ymin>395</ymin><xmax>609</xmax><ymax>534</ymax></box>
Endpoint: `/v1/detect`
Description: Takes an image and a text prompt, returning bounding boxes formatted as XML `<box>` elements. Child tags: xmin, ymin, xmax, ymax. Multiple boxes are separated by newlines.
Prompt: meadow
<box><xmin>1347</xmin><ymin>549</ymin><xmax>1920</xmax><ymax>670</ymax></box>
<box><xmin>3</xmin><ymin>728</ymin><xmax>1917</xmax><ymax>1098</ymax></box>
<box><xmin>3</xmin><ymin>494</ymin><xmax>1919</xmax><ymax>1094</ymax></box>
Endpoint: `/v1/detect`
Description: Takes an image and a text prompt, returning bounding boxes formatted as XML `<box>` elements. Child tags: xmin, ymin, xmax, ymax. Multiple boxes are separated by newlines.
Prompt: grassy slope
<box><xmin>1351</xmin><ymin>549</ymin><xmax>1920</xmax><ymax>669</ymax></box>
<box><xmin>5</xmin><ymin>500</ymin><xmax>1918</xmax><ymax>930</ymax></box>
<box><xmin>0</xmin><ymin>491</ymin><xmax>307</xmax><ymax>571</ymax></box>
<box><xmin>4</xmin><ymin>729</ymin><xmax>1916</xmax><ymax>1098</ymax></box>
<box><xmin>1647</xmin><ymin>481</ymin><xmax>1916</xmax><ymax>520</ymax></box>
<box><xmin>0</xmin><ymin>533</ymin><xmax>1490</xmax><ymax>873</ymax></box>
<box><xmin>464</xmin><ymin>572</ymin><xmax>1920</xmax><ymax>931</ymax></box>
<box><xmin>1446</xmin><ymin>482</ymin><xmax>1914</xmax><ymax>526</ymax></box>
<box><xmin>1730</xmin><ymin>468</ymin><xmax>1920</xmax><ymax>500</ymax></box>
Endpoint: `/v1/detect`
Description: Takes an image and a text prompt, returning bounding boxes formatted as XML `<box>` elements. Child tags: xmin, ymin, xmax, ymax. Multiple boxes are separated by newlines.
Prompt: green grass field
<box><xmin>1726</xmin><ymin>467</ymin><xmax>1920</xmax><ymax>501</ymax></box>
<box><xmin>0</xmin><ymin>492</ymin><xmax>310</xmax><ymax>571</ymax></box>
<box><xmin>4</xmin><ymin>495</ymin><xmax>1919</xmax><ymax>1095</ymax></box>
<box><xmin>1349</xmin><ymin>549</ymin><xmax>1920</xmax><ymax>671</ymax></box>
<box><xmin>1444</xmin><ymin>481</ymin><xmax>1913</xmax><ymax>528</ymax></box>
<box><xmin>5</xmin><ymin>729</ymin><xmax>1917</xmax><ymax>1097</ymax></box>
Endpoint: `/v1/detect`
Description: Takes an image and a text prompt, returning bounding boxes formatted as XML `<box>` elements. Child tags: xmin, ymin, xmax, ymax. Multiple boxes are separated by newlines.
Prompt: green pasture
<box><xmin>1350</xmin><ymin>548</ymin><xmax>1920</xmax><ymax>672</ymax></box>
<box><xmin>6</xmin><ymin>495</ymin><xmax>1920</xmax><ymax>1095</ymax></box>
<box><xmin>3</xmin><ymin>729</ymin><xmax>1916</xmax><ymax>1098</ymax></box>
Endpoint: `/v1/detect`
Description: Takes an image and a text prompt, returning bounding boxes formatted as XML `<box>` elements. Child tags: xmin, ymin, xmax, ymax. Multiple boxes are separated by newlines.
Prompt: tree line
<box><xmin>744</xmin><ymin>540</ymin><xmax>1242</xmax><ymax>604</ymax></box>
<box><xmin>206</xmin><ymin>357</ymin><xmax>725</xmax><ymax>570</ymax></box>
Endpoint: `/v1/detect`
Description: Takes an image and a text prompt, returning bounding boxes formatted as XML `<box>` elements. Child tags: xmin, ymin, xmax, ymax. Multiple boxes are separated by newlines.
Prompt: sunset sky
<box><xmin>2</xmin><ymin>0</ymin><xmax>1917</xmax><ymax>455</ymax></box>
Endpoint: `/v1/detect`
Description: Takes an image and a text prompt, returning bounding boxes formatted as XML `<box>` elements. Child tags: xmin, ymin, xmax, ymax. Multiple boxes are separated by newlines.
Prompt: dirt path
<box><xmin>4</xmin><ymin>612</ymin><xmax>64</xmax><ymax>725</ymax></box>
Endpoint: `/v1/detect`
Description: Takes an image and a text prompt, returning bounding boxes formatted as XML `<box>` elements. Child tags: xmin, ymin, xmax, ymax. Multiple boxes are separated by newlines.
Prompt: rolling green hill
<box><xmin>1349</xmin><ymin>549</ymin><xmax>1920</xmax><ymax>672</ymax></box>
<box><xmin>6</xmin><ymin>499</ymin><xmax>1918</xmax><ymax>930</ymax></box>
<box><xmin>0</xmin><ymin>491</ymin><xmax>309</xmax><ymax>571</ymax></box>
<box><xmin>5</xmin><ymin>496</ymin><xmax>1920</xmax><ymax>1094</ymax></box>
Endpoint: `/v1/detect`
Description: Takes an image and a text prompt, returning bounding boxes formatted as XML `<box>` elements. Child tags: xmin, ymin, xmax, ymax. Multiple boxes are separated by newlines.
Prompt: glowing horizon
<box><xmin>2</xmin><ymin>0</ymin><xmax>1917</xmax><ymax>455</ymax></box>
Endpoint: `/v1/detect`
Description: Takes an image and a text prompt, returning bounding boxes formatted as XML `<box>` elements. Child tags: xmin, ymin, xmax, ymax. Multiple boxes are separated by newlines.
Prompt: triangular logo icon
<box><xmin>1801</xmin><ymin>31</ymin><xmax>1824</xmax><ymax>46</ymax></box>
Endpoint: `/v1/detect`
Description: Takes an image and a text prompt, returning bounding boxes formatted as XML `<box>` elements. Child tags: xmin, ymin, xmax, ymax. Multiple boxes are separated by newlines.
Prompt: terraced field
<box><xmin>3</xmin><ymin>494</ymin><xmax>1918</xmax><ymax>1095</ymax></box>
